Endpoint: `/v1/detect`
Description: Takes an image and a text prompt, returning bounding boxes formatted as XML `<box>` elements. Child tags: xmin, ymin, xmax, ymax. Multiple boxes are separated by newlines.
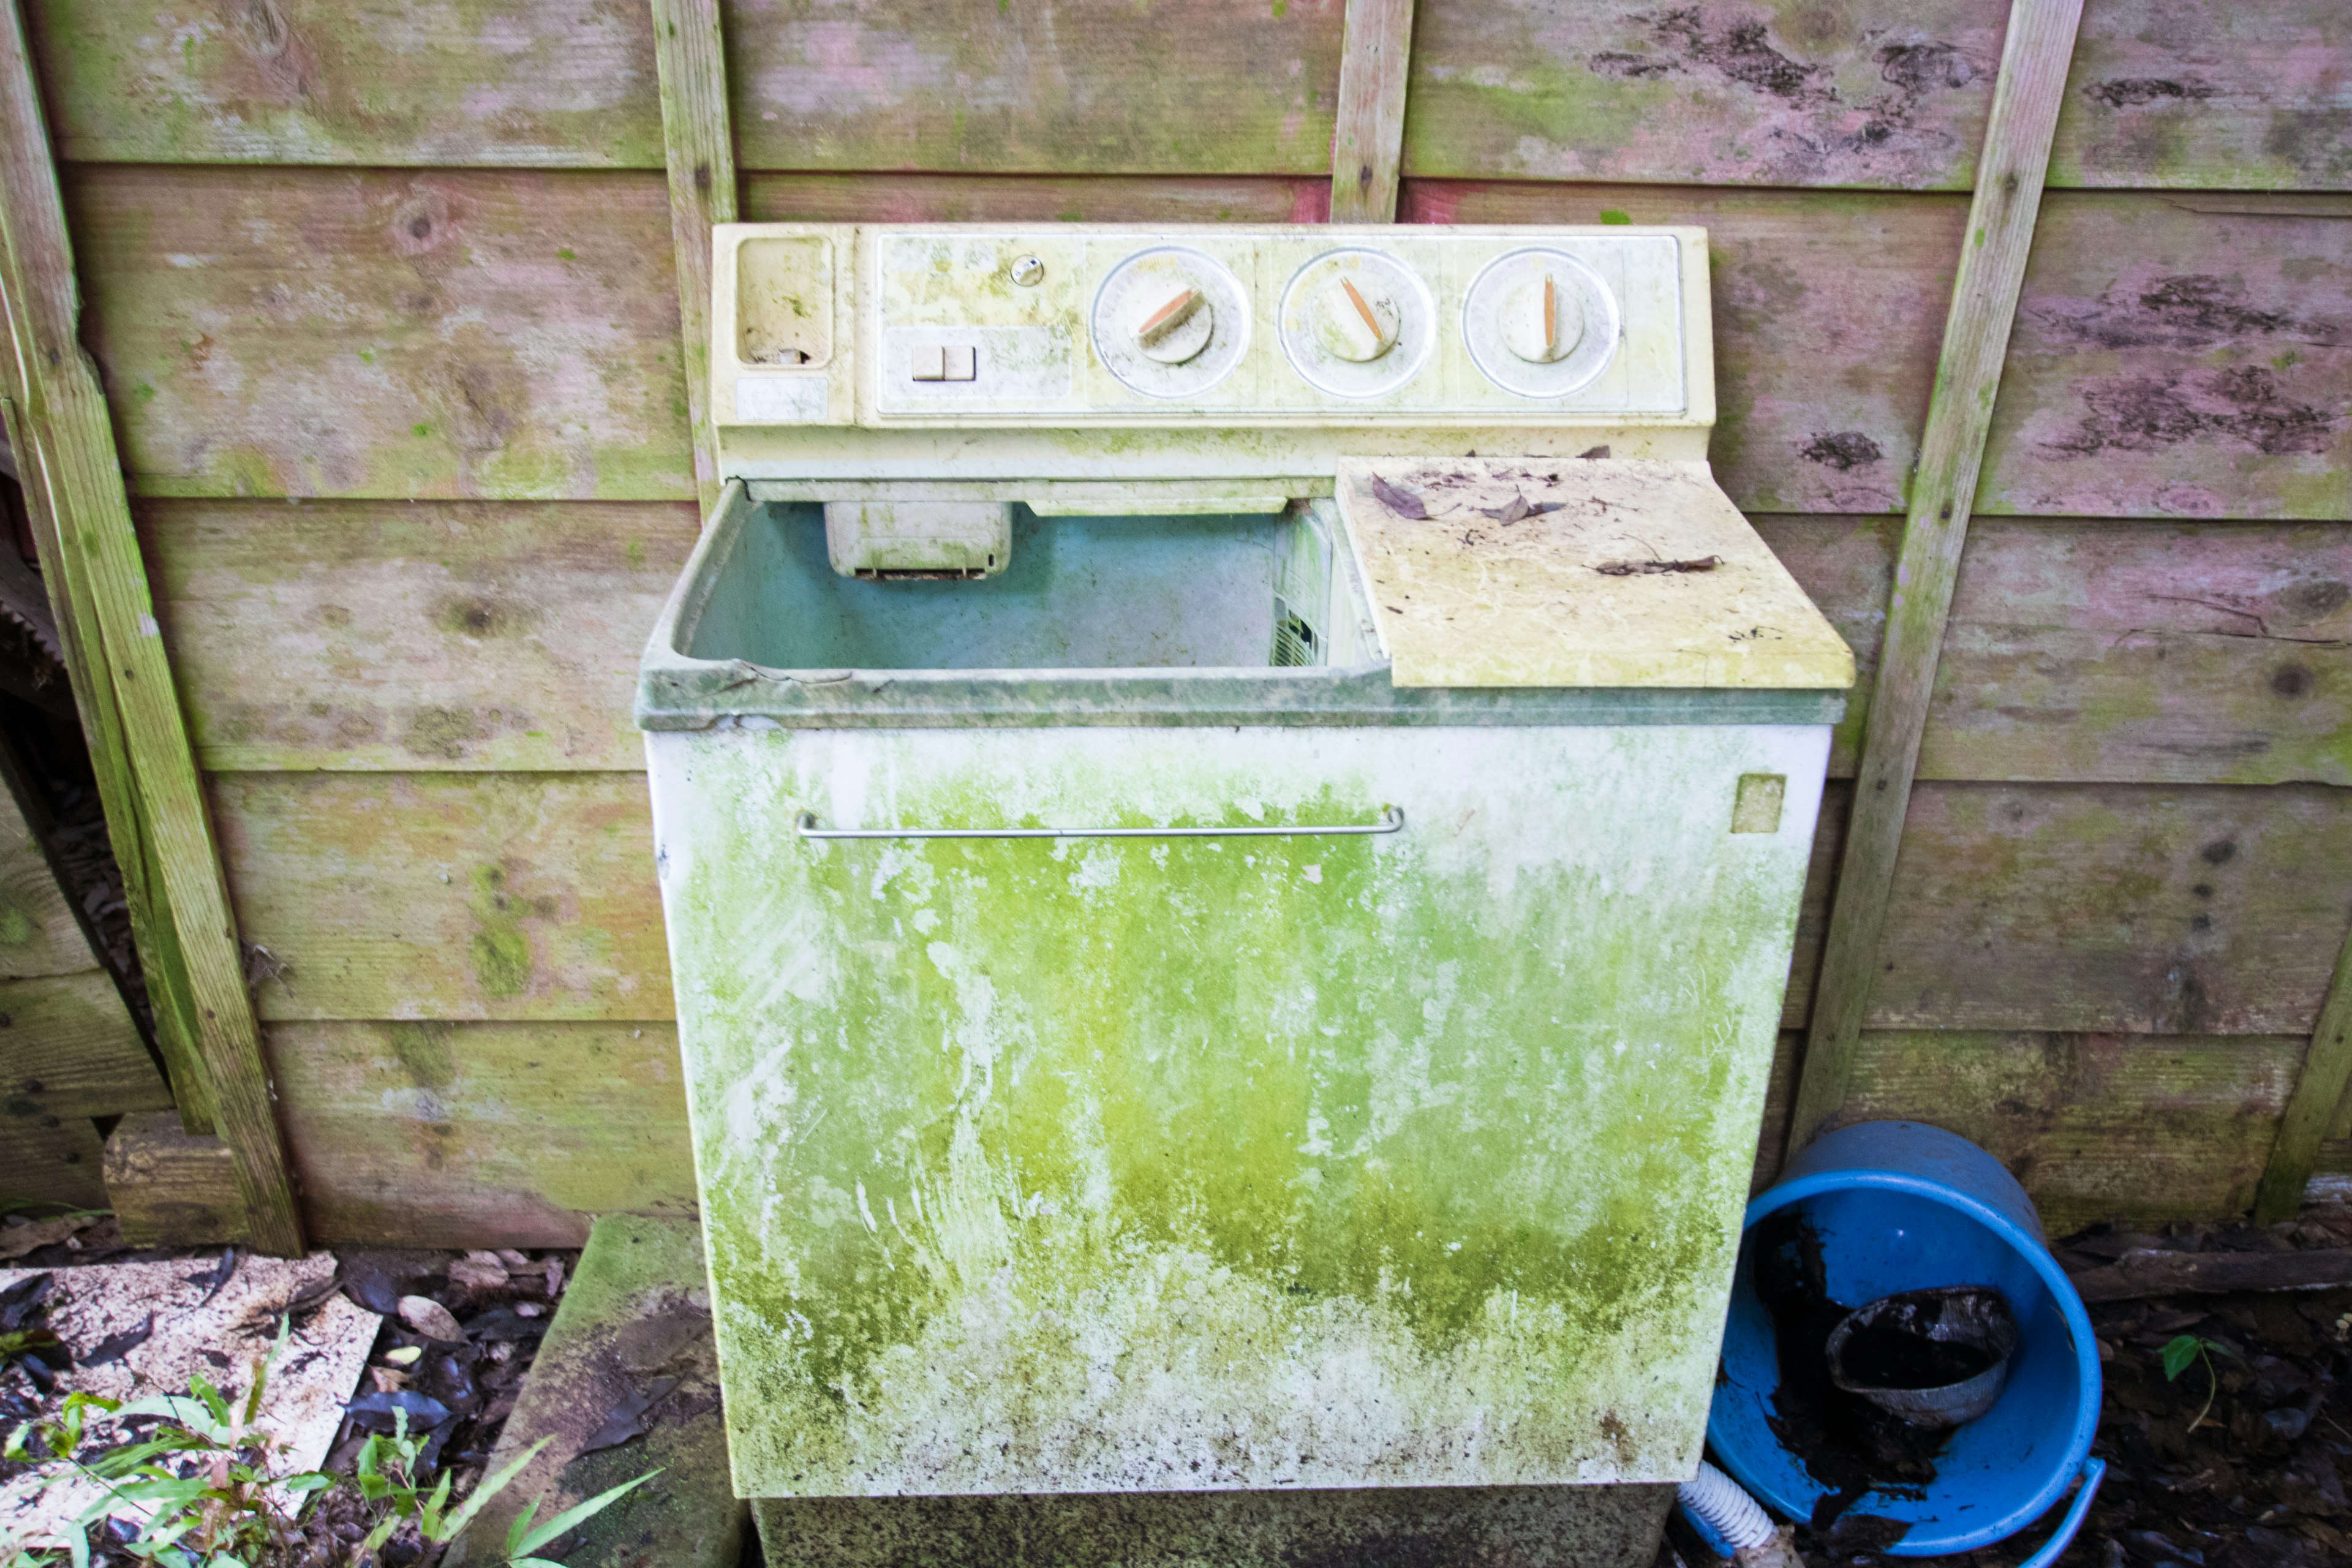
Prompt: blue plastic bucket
<box><xmin>1706</xmin><ymin>1121</ymin><xmax>2103</xmax><ymax>1560</ymax></box>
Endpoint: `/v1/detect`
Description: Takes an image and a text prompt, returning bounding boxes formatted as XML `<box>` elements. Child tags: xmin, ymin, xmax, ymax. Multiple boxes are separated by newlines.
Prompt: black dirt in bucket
<box><xmin>1751</xmin><ymin>1209</ymin><xmax>1946</xmax><ymax>1542</ymax></box>
<box><xmin>1836</xmin><ymin>1311</ymin><xmax>2004</xmax><ymax>1390</ymax></box>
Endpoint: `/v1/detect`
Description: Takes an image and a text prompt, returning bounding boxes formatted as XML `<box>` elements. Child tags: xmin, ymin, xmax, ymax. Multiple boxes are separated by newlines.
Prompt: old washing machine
<box><xmin>638</xmin><ymin>222</ymin><xmax>1853</xmax><ymax>1566</ymax></box>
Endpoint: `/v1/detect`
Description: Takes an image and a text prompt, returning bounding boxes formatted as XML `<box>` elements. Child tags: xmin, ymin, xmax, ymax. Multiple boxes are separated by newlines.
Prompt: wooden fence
<box><xmin>6</xmin><ymin>0</ymin><xmax>2348</xmax><ymax>1245</ymax></box>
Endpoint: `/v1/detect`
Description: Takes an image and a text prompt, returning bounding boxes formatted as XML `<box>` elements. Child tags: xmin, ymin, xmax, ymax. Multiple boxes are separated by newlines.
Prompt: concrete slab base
<box><xmin>755</xmin><ymin>1482</ymin><xmax>1674</xmax><ymax>1568</ymax></box>
<box><xmin>448</xmin><ymin>1215</ymin><xmax>745</xmax><ymax>1568</ymax></box>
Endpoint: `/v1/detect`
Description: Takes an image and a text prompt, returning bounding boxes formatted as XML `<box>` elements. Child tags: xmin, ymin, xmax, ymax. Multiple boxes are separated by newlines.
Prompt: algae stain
<box><xmin>387</xmin><ymin>1020</ymin><xmax>457</xmax><ymax>1089</ymax></box>
<box><xmin>0</xmin><ymin>906</ymin><xmax>33</xmax><ymax>948</ymax></box>
<box><xmin>677</xmin><ymin>733</ymin><xmax>1801</xmax><ymax>1487</ymax></box>
<box><xmin>402</xmin><ymin>708</ymin><xmax>480</xmax><ymax>760</ymax></box>
<box><xmin>467</xmin><ymin>865</ymin><xmax>535</xmax><ymax>1000</ymax></box>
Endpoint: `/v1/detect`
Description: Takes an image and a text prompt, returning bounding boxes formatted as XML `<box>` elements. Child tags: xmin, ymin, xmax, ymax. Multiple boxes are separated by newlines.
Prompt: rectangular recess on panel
<box><xmin>737</xmin><ymin>235</ymin><xmax>833</xmax><ymax>369</ymax></box>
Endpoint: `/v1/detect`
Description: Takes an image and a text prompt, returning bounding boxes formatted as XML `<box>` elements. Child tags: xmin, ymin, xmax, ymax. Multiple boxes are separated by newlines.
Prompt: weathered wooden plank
<box><xmin>33</xmin><ymin>1</ymin><xmax>2334</xmax><ymax>192</ymax></box>
<box><xmin>167</xmin><ymin>505</ymin><xmax>2352</xmax><ymax>785</ymax></box>
<box><xmin>1932</xmin><ymin>521</ymin><xmax>2352</xmax><ymax>785</ymax></box>
<box><xmin>260</xmin><ymin>764</ymin><xmax>1807</xmax><ymax>1030</ymax></box>
<box><xmin>1405</xmin><ymin>0</ymin><xmax>2007</xmax><ymax>191</ymax></box>
<box><xmin>172</xmin><ymin>507</ymin><xmax>2352</xmax><ymax>785</ymax></box>
<box><xmin>0</xmin><ymin>756</ymin><xmax>93</xmax><ymax>979</ymax></box>
<box><xmin>263</xmin><ymin>1020</ymin><xmax>693</xmax><ymax>1247</ymax></box>
<box><xmin>0</xmin><ymin>1110</ymin><xmax>104</xmax><ymax>1208</ymax></box>
<box><xmin>1401</xmin><ymin>0</ymin><xmax>2343</xmax><ymax>192</ymax></box>
<box><xmin>728</xmin><ymin>0</ymin><xmax>1343</xmax><ymax>176</ymax></box>
<box><xmin>2252</xmin><ymin>922</ymin><xmax>2352</xmax><ymax>1223</ymax></box>
<box><xmin>1980</xmin><ymin>194</ymin><xmax>2352</xmax><ymax>521</ymax></box>
<box><xmin>1782</xmin><ymin>783</ymin><xmax>1845</xmax><ymax>1032</ymax></box>
<box><xmin>1</xmin><ymin>2</ymin><xmax>300</xmax><ymax>1253</ymax></box>
<box><xmin>1779</xmin><ymin>783</ymin><xmax>2352</xmax><ymax>1039</ymax></box>
<box><xmin>211</xmin><ymin>772</ymin><xmax>671</xmax><ymax>1023</ymax></box>
<box><xmin>4</xmin><ymin>339</ymin><xmax>212</xmax><ymax>1131</ymax></box>
<box><xmin>102</xmin><ymin>1112</ymin><xmax>244</xmax><ymax>1245</ymax></box>
<box><xmin>23</xmin><ymin>0</ymin><xmax>664</xmax><ymax>168</ymax></box>
<box><xmin>207</xmin><ymin>767</ymin><xmax>2348</xmax><ymax>1043</ymax></box>
<box><xmin>1759</xmin><ymin>515</ymin><xmax>2352</xmax><ymax>787</ymax></box>
<box><xmin>451</xmin><ymin>1215</ymin><xmax>742</xmax><ymax>1567</ymax></box>
<box><xmin>141</xmin><ymin>499</ymin><xmax>698</xmax><ymax>772</ymax></box>
<box><xmin>651</xmin><ymin>0</ymin><xmax>737</xmax><ymax>517</ymax></box>
<box><xmin>0</xmin><ymin>968</ymin><xmax>171</xmax><ymax>1120</ymax></box>
<box><xmin>2049</xmin><ymin>0</ymin><xmax>2352</xmax><ymax>192</ymax></box>
<box><xmin>65</xmin><ymin>165</ymin><xmax>693</xmax><ymax>504</ymax></box>
<box><xmin>2073</xmin><ymin>1247</ymin><xmax>2352</xmax><ymax>1302</ymax></box>
<box><xmin>1406</xmin><ymin>182</ymin><xmax>1963</xmax><ymax>516</ymax></box>
<box><xmin>1792</xmin><ymin>0</ymin><xmax>2084</xmax><ymax>1155</ymax></box>
<box><xmin>1870</xmin><ymin>782</ymin><xmax>2352</xmax><ymax>1036</ymax></box>
<box><xmin>1754</xmin><ymin>1029</ymin><xmax>2303</xmax><ymax>1228</ymax></box>
<box><xmin>1752</xmin><ymin>1030</ymin><xmax>1804</xmax><ymax>1192</ymax></box>
<box><xmin>1329</xmin><ymin>0</ymin><xmax>1414</xmax><ymax>222</ymax></box>
<box><xmin>744</xmin><ymin>173</ymin><xmax>1332</xmax><ymax>225</ymax></box>
<box><xmin>1856</xmin><ymin>1031</ymin><xmax>2297</xmax><ymax>1229</ymax></box>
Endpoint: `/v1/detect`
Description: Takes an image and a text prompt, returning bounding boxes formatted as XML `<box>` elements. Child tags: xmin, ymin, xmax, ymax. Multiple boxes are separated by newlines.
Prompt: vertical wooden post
<box><xmin>0</xmin><ymin>391</ymin><xmax>215</xmax><ymax>1133</ymax></box>
<box><xmin>1785</xmin><ymin>0</ymin><xmax>2086</xmax><ymax>1159</ymax></box>
<box><xmin>0</xmin><ymin>0</ymin><xmax>301</xmax><ymax>1253</ymax></box>
<box><xmin>1328</xmin><ymin>0</ymin><xmax>1415</xmax><ymax>223</ymax></box>
<box><xmin>2254</xmin><ymin>923</ymin><xmax>2352</xmax><ymax>1223</ymax></box>
<box><xmin>650</xmin><ymin>0</ymin><xmax>739</xmax><ymax>519</ymax></box>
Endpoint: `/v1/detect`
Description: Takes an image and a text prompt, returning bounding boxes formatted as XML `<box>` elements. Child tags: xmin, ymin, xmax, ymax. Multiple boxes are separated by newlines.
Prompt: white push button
<box><xmin>943</xmin><ymin>345</ymin><xmax>976</xmax><ymax>382</ymax></box>
<box><xmin>910</xmin><ymin>344</ymin><xmax>946</xmax><ymax>382</ymax></box>
<box><xmin>1501</xmin><ymin>275</ymin><xmax>1583</xmax><ymax>364</ymax></box>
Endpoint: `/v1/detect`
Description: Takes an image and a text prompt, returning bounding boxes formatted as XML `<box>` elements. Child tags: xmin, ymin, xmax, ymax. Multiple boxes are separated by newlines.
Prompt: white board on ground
<box><xmin>0</xmin><ymin>1253</ymin><xmax>377</xmax><ymax>1555</ymax></box>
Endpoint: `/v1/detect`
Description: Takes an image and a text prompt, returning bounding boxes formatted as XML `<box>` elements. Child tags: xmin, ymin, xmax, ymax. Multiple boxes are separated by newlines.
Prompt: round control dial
<box><xmin>1091</xmin><ymin>247</ymin><xmax>1248</xmax><ymax>399</ymax></box>
<box><xmin>1463</xmin><ymin>248</ymin><xmax>1618</xmax><ymax>399</ymax></box>
<box><xmin>1499</xmin><ymin>274</ymin><xmax>1585</xmax><ymax>364</ymax></box>
<box><xmin>1134</xmin><ymin>285</ymin><xmax>1212</xmax><ymax>363</ymax></box>
<box><xmin>1314</xmin><ymin>277</ymin><xmax>1400</xmax><ymax>362</ymax></box>
<box><xmin>1279</xmin><ymin>249</ymin><xmax>1433</xmax><ymax>398</ymax></box>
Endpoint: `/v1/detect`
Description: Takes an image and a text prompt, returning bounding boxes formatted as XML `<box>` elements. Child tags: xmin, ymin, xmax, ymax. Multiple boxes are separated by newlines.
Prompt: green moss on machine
<box><xmin>660</xmin><ymin>726</ymin><xmax>1803</xmax><ymax>1494</ymax></box>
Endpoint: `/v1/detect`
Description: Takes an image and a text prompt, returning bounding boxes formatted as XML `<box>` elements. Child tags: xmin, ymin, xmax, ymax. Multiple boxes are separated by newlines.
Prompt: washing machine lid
<box><xmin>1336</xmin><ymin>456</ymin><xmax>1856</xmax><ymax>692</ymax></box>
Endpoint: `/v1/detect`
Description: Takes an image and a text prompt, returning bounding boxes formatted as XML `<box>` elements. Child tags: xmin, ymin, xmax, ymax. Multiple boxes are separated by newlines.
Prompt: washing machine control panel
<box><xmin>714</xmin><ymin>224</ymin><xmax>1703</xmax><ymax>430</ymax></box>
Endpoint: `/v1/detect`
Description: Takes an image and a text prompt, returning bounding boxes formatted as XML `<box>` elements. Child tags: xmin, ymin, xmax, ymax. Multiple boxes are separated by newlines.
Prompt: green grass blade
<box><xmin>510</xmin><ymin>1469</ymin><xmax>663</xmax><ymax>1559</ymax></box>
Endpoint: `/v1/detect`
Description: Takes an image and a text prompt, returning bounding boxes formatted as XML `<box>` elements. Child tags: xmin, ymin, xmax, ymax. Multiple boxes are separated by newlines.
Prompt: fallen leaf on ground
<box><xmin>578</xmin><ymin>1376</ymin><xmax>680</xmax><ymax>1456</ymax></box>
<box><xmin>1369</xmin><ymin>475</ymin><xmax>1428</xmax><ymax>519</ymax></box>
<box><xmin>344</xmin><ymin>1389</ymin><xmax>451</xmax><ymax>1433</ymax></box>
<box><xmin>81</xmin><ymin>1314</ymin><xmax>153</xmax><ymax>1367</ymax></box>
<box><xmin>184</xmin><ymin>1248</ymin><xmax>238</xmax><ymax>1308</ymax></box>
<box><xmin>397</xmin><ymin>1295</ymin><xmax>463</xmax><ymax>1343</ymax></box>
<box><xmin>466</xmin><ymin>1306</ymin><xmax>546</xmax><ymax>1342</ymax></box>
<box><xmin>1594</xmin><ymin>556</ymin><xmax>1721</xmax><ymax>576</ymax></box>
<box><xmin>339</xmin><ymin>1252</ymin><xmax>426</xmax><ymax>1315</ymax></box>
<box><xmin>0</xmin><ymin>1273</ymin><xmax>52</xmax><ymax>1330</ymax></box>
<box><xmin>0</xmin><ymin>1217</ymin><xmax>91</xmax><ymax>1260</ymax></box>
<box><xmin>448</xmin><ymin>1257</ymin><xmax>508</xmax><ymax>1291</ymax></box>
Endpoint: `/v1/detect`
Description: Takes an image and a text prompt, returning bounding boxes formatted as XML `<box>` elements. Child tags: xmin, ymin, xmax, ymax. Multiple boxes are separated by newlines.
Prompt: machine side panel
<box><xmin>652</xmin><ymin>722</ymin><xmax>1827</xmax><ymax>1496</ymax></box>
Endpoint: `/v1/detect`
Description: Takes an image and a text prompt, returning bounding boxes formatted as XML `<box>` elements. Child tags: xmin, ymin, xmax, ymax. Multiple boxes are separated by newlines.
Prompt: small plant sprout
<box><xmin>2160</xmin><ymin>1332</ymin><xmax>2236</xmax><ymax>1433</ymax></box>
<box><xmin>0</xmin><ymin>1315</ymin><xmax>656</xmax><ymax>1567</ymax></box>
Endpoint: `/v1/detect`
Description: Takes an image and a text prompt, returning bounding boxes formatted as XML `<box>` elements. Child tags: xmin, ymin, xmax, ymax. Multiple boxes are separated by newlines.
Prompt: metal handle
<box><xmin>794</xmin><ymin>805</ymin><xmax>1404</xmax><ymax>841</ymax></box>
